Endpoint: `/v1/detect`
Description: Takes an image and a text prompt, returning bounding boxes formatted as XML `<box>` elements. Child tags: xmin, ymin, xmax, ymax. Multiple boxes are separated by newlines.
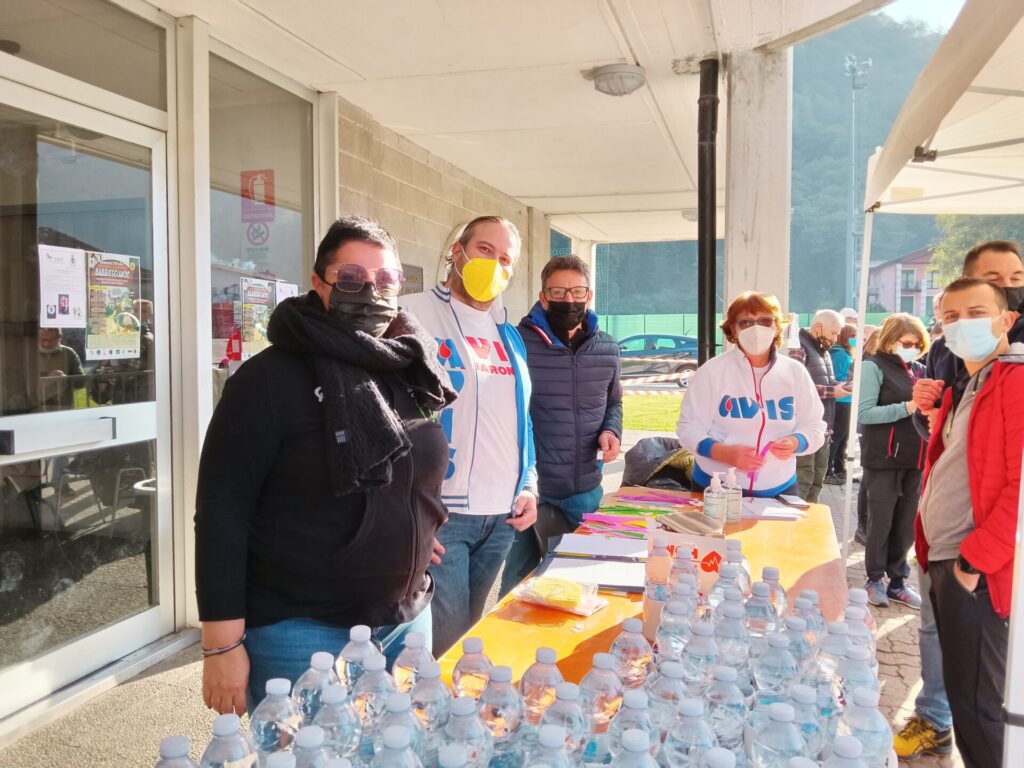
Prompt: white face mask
<box><xmin>895</xmin><ymin>347</ymin><xmax>919</xmax><ymax>364</ymax></box>
<box><xmin>737</xmin><ymin>324</ymin><xmax>776</xmax><ymax>356</ymax></box>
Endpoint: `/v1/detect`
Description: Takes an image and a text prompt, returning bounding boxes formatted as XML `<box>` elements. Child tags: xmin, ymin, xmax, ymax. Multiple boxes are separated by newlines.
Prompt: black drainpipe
<box><xmin>697</xmin><ymin>57</ymin><xmax>720</xmax><ymax>365</ymax></box>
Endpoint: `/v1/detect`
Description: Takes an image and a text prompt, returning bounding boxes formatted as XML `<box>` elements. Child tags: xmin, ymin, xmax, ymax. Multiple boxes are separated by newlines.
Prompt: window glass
<box><xmin>619</xmin><ymin>338</ymin><xmax>646</xmax><ymax>352</ymax></box>
<box><xmin>654</xmin><ymin>338</ymin><xmax>678</xmax><ymax>351</ymax></box>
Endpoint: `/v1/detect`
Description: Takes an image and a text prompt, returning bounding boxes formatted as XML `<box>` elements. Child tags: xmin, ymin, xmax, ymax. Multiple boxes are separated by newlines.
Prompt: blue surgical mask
<box><xmin>895</xmin><ymin>347</ymin><xmax>919</xmax><ymax>364</ymax></box>
<box><xmin>943</xmin><ymin>315</ymin><xmax>1003</xmax><ymax>362</ymax></box>
<box><xmin>849</xmin><ymin>337</ymin><xmax>857</xmax><ymax>348</ymax></box>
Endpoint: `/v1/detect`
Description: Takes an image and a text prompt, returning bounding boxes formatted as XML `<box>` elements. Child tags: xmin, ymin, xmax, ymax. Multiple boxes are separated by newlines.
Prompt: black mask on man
<box><xmin>328</xmin><ymin>282</ymin><xmax>398</xmax><ymax>337</ymax></box>
<box><xmin>1004</xmin><ymin>285</ymin><xmax>1024</xmax><ymax>314</ymax></box>
<box><xmin>546</xmin><ymin>301</ymin><xmax>588</xmax><ymax>333</ymax></box>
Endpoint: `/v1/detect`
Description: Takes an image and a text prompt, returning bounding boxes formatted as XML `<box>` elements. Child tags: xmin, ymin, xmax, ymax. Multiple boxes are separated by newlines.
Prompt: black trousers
<box><xmin>829</xmin><ymin>401</ymin><xmax>851</xmax><ymax>474</ymax></box>
<box><xmin>930</xmin><ymin>559</ymin><xmax>1008</xmax><ymax>768</ymax></box>
<box><xmin>862</xmin><ymin>466</ymin><xmax>920</xmax><ymax>582</ymax></box>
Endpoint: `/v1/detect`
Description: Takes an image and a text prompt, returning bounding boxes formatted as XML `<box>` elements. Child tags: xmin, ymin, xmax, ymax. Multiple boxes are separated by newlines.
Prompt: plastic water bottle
<box><xmin>665</xmin><ymin>584</ymin><xmax>699</xmax><ymax>623</ymax></box>
<box><xmin>609</xmin><ymin>729</ymin><xmax>657</xmax><ymax>768</ymax></box>
<box><xmin>539</xmin><ymin>683</ymin><xmax>588</xmax><ymax>759</ymax></box>
<box><xmin>314</xmin><ymin>684</ymin><xmax>363</xmax><ymax>760</ymax></box>
<box><xmin>712</xmin><ymin>603</ymin><xmax>750</xmax><ymax>692</ymax></box>
<box><xmin>797</xmin><ymin>629</ymin><xmax>843</xmax><ymax>738</ymax></box>
<box><xmin>724</xmin><ymin>547</ymin><xmax>751</xmax><ymax>597</ymax></box>
<box><xmin>760</xmin><ymin>569</ymin><xmax>787</xmax><ymax>617</ymax></box>
<box><xmin>438</xmin><ymin>744</ymin><xmax>469</xmax><ymax>768</ymax></box>
<box><xmin>608</xmin><ymin>690</ymin><xmax>657</xmax><ymax>760</ymax></box>
<box><xmin>199</xmin><ymin>714</ymin><xmax>256</xmax><ymax>768</ymax></box>
<box><xmin>293</xmin><ymin>725</ymin><xmax>332</xmax><ymax>768</ymax></box>
<box><xmin>444</xmin><ymin>696</ymin><xmax>494</xmax><ymax>768</ymax></box>
<box><xmin>835</xmin><ymin>688</ymin><xmax>891</xmax><ymax>768</ymax></box>
<box><xmin>705</xmin><ymin>666</ymin><xmax>747</xmax><ymax>763</ymax></box>
<box><xmin>660</xmin><ymin>698</ymin><xmax>717</xmax><ymax>768</ymax></box>
<box><xmin>668</xmin><ymin>546</ymin><xmax>698</xmax><ymax>591</ymax></box>
<box><xmin>788</xmin><ymin>602</ymin><xmax>820</xmax><ymax>652</ymax></box>
<box><xmin>781</xmin><ymin>617</ymin><xmax>814</xmax><ymax>672</ymax></box>
<box><xmin>787</xmin><ymin>685</ymin><xmax>824</xmax><ymax>760</ymax></box>
<box><xmin>643</xmin><ymin>660</ymin><xmax>687</xmax><ymax>740</ymax></box>
<box><xmin>338</xmin><ymin>626</ymin><xmax>381</xmax><ymax>689</ymax></box>
<box><xmin>371</xmin><ymin>726</ymin><xmax>423</xmax><ymax>768</ymax></box>
<box><xmin>410</xmin><ymin>661</ymin><xmax>453</xmax><ymax>767</ymax></box>
<box><xmin>250</xmin><ymin>678</ymin><xmax>304</xmax><ymax>759</ymax></box>
<box><xmin>374</xmin><ymin>692</ymin><xmax>427</xmax><ymax>758</ymax></box>
<box><xmin>679</xmin><ymin>622</ymin><xmax>718</xmax><ymax>698</ymax></box>
<box><xmin>818</xmin><ymin>622</ymin><xmax>850</xmax><ymax>680</ymax></box>
<box><xmin>644</xmin><ymin>535</ymin><xmax>673</xmax><ymax>641</ymax></box>
<box><xmin>295</xmin><ymin>652</ymin><xmax>341</xmax><ymax>724</ymax></box>
<box><xmin>523</xmin><ymin>725</ymin><xmax>573</xmax><ymax>768</ymax></box>
<box><xmin>785</xmin><ymin>759</ymin><xmax>817</xmax><ymax>768</ymax></box>
<box><xmin>744</xmin><ymin>583</ymin><xmax>778</xmax><ymax>660</ymax></box>
<box><xmin>354</xmin><ymin>655</ymin><xmax>398</xmax><ymax>764</ymax></box>
<box><xmin>844</xmin><ymin>590</ymin><xmax>877</xmax><ymax>635</ymax></box>
<box><xmin>265</xmin><ymin>753</ymin><xmax>297</xmax><ymax>768</ymax></box>
<box><xmin>325</xmin><ymin>760</ymin><xmax>353</xmax><ymax>768</ymax></box>
<box><xmin>707</xmin><ymin>564</ymin><xmax>741</xmax><ymax>615</ymax></box>
<box><xmin>520</xmin><ymin>647</ymin><xmax>563</xmax><ymax>732</ymax></box>
<box><xmin>841</xmin><ymin>608</ymin><xmax>876</xmax><ymax>660</ymax></box>
<box><xmin>720</xmin><ymin>588</ymin><xmax>746</xmax><ymax>617</ymax></box>
<box><xmin>578</xmin><ymin>653</ymin><xmax>624</xmax><ymax>763</ymax></box>
<box><xmin>703</xmin><ymin>473</ymin><xmax>727</xmax><ymax>532</ymax></box>
<box><xmin>655</xmin><ymin>600</ymin><xmax>693</xmax><ymax>663</ymax></box>
<box><xmin>723</xmin><ymin>469</ymin><xmax>743</xmax><ymax>525</ymax></box>
<box><xmin>751</xmin><ymin>703</ymin><xmax>806</xmax><ymax>768</ymax></box>
<box><xmin>796</xmin><ymin>591</ymin><xmax>826</xmax><ymax>642</ymax></box>
<box><xmin>747</xmin><ymin>635</ymin><xmax>799</xmax><ymax>745</ymax></box>
<box><xmin>672</xmin><ymin>574</ymin><xmax>702</xmax><ymax>615</ymax></box>
<box><xmin>479</xmin><ymin>665</ymin><xmax>524</xmax><ymax>768</ymax></box>
<box><xmin>821</xmin><ymin>734</ymin><xmax>867</xmax><ymax>768</ymax></box>
<box><xmin>611</xmin><ymin>618</ymin><xmax>653</xmax><ymax>689</ymax></box>
<box><xmin>837</xmin><ymin>646</ymin><xmax>878</xmax><ymax>705</ymax></box>
<box><xmin>156</xmin><ymin>736</ymin><xmax>199</xmax><ymax>768</ymax></box>
<box><xmin>453</xmin><ymin>638</ymin><xmax>493</xmax><ymax>701</ymax></box>
<box><xmin>394</xmin><ymin>632</ymin><xmax>434</xmax><ymax>693</ymax></box>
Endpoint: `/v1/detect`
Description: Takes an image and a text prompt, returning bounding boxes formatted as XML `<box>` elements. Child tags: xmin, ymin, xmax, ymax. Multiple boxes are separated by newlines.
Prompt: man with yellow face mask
<box><xmin>401</xmin><ymin>216</ymin><xmax>538</xmax><ymax>655</ymax></box>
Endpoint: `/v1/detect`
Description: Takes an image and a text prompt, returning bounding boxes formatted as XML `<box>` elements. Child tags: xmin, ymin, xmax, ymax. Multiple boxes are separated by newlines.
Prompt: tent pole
<box><xmin>697</xmin><ymin>58</ymin><xmax>720</xmax><ymax>364</ymax></box>
<box><xmin>1004</xmin><ymin>454</ymin><xmax>1024</xmax><ymax>764</ymax></box>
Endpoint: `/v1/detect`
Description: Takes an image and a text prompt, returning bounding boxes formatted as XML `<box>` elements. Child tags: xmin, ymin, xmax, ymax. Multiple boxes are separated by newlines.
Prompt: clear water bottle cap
<box><xmin>789</xmin><ymin>683</ymin><xmax>816</xmax><ymax>705</ymax></box>
<box><xmin>725</xmin><ymin>539</ymin><xmax>742</xmax><ymax>551</ymax></box>
<box><xmin>623</xmin><ymin>618</ymin><xmax>643</xmax><ymax>634</ymax></box>
<box><xmin>451</xmin><ymin>696</ymin><xmax>478</xmax><ymax>717</ymax></box>
<box><xmin>832</xmin><ymin>734</ymin><xmax>864</xmax><ymax>758</ymax></box>
<box><xmin>793</xmin><ymin>598</ymin><xmax>812</xmax><ymax>612</ymax></box>
<box><xmin>265</xmin><ymin>753</ymin><xmax>297</xmax><ymax>768</ymax></box>
<box><xmin>845</xmin><ymin>605</ymin><xmax>866</xmax><ymax>620</ymax></box>
<box><xmin>665</xmin><ymin>599</ymin><xmax>691</xmax><ymax>616</ymax></box>
<box><xmin>762</xmin><ymin>566</ymin><xmax>780</xmax><ymax>581</ymax></box>
<box><xmin>848</xmin><ymin>587</ymin><xmax>868</xmax><ymax>605</ymax></box>
<box><xmin>751</xmin><ymin>582</ymin><xmax>770</xmax><ymax>597</ymax></box>
<box><xmin>211</xmin><ymin>713</ymin><xmax>241</xmax><ymax>738</ymax></box>
<box><xmin>538</xmin><ymin>724</ymin><xmax>567</xmax><ymax>749</ymax></box>
<box><xmin>768</xmin><ymin>702</ymin><xmax>795</xmax><ymax>723</ymax></box>
<box><xmin>350</xmin><ymin>625</ymin><xmax>372</xmax><ymax>643</ymax></box>
<box><xmin>325</xmin><ymin>760</ymin><xmax>352</xmax><ymax>768</ymax></box>
<box><xmin>621</xmin><ymin>729</ymin><xmax>649</xmax><ymax>753</ymax></box>
<box><xmin>658</xmin><ymin>661</ymin><xmax>684</xmax><ymax>679</ymax></box>
<box><xmin>718</xmin><ymin>563</ymin><xmax>738</xmax><ymax>579</ymax></box>
<box><xmin>438</xmin><ymin>744</ymin><xmax>469</xmax><ymax>768</ymax></box>
<box><xmin>555</xmin><ymin>682</ymin><xmax>580</xmax><ymax>701</ymax></box>
<box><xmin>386</xmin><ymin>692</ymin><xmax>412</xmax><ymax>712</ymax></box>
<box><xmin>462</xmin><ymin>637</ymin><xmax>483</xmax><ymax>654</ymax></box>
<box><xmin>364</xmin><ymin>654</ymin><xmax>387</xmax><ymax>672</ymax></box>
<box><xmin>719</xmin><ymin>602</ymin><xmax>744</xmax><ymax>619</ymax></box>
<box><xmin>767</xmin><ymin>633</ymin><xmax>790</xmax><ymax>648</ymax></box>
<box><xmin>672</xmin><ymin>546</ymin><xmax>690</xmax><ymax>560</ymax></box>
<box><xmin>159</xmin><ymin>735</ymin><xmax>190</xmax><ymax>759</ymax></box>
<box><xmin>536</xmin><ymin>647</ymin><xmax>557</xmax><ymax>665</ymax></box>
<box><xmin>652</xmin><ymin>533</ymin><xmax>669</xmax><ymax>550</ymax></box>
<box><xmin>265</xmin><ymin>678</ymin><xmax>291</xmax><ymax>697</ymax></box>
<box><xmin>800</xmin><ymin>589</ymin><xmax>820</xmax><ymax>605</ymax></box>
<box><xmin>592</xmin><ymin>653</ymin><xmax>615</xmax><ymax>671</ymax></box>
<box><xmin>846</xmin><ymin>644</ymin><xmax>870</xmax><ymax>662</ymax></box>
<box><xmin>678</xmin><ymin>698</ymin><xmax>704</xmax><ymax>718</ymax></box>
<box><xmin>712</xmin><ymin>665</ymin><xmax>737</xmax><ymax>683</ymax></box>
<box><xmin>403</xmin><ymin>631</ymin><xmax>426</xmax><ymax>649</ymax></box>
<box><xmin>852</xmin><ymin>687</ymin><xmax>880</xmax><ymax>708</ymax></box>
<box><xmin>827</xmin><ymin>621</ymin><xmax>849</xmax><ymax>636</ymax></box>
<box><xmin>295</xmin><ymin>725</ymin><xmax>325</xmax><ymax>750</ymax></box>
<box><xmin>311</xmin><ymin>651</ymin><xmax>335</xmax><ymax>671</ymax></box>
<box><xmin>726</xmin><ymin>550</ymin><xmax>742</xmax><ymax>564</ymax></box>
<box><xmin>703</xmin><ymin>747</ymin><xmax>737</xmax><ymax>768</ymax></box>
<box><xmin>672</xmin><ymin>582</ymin><xmax>694</xmax><ymax>597</ymax></box>
<box><xmin>678</xmin><ymin>572</ymin><xmax>698</xmax><ymax>586</ymax></box>
<box><xmin>723</xmin><ymin>587</ymin><xmax>744</xmax><ymax>603</ymax></box>
<box><xmin>490</xmin><ymin>665</ymin><xmax>513</xmax><ymax>683</ymax></box>
<box><xmin>787</xmin><ymin>759</ymin><xmax>817</xmax><ymax>768</ymax></box>
<box><xmin>382</xmin><ymin>725</ymin><xmax>411</xmax><ymax>750</ymax></box>
<box><xmin>322</xmin><ymin>683</ymin><xmax>349</xmax><ymax>705</ymax></box>
<box><xmin>419</xmin><ymin>661</ymin><xmax>442</xmax><ymax>679</ymax></box>
<box><xmin>691</xmin><ymin>621</ymin><xmax>714</xmax><ymax>638</ymax></box>
<box><xmin>623</xmin><ymin>689</ymin><xmax>648</xmax><ymax>709</ymax></box>
<box><xmin>785</xmin><ymin>616</ymin><xmax>807</xmax><ymax>632</ymax></box>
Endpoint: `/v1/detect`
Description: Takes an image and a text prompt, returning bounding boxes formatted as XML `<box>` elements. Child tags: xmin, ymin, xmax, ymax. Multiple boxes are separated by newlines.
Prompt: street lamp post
<box><xmin>844</xmin><ymin>54</ymin><xmax>871</xmax><ymax>308</ymax></box>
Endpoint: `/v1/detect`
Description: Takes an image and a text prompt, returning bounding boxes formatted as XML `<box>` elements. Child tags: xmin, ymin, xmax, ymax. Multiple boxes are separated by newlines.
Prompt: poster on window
<box><xmin>39</xmin><ymin>245</ymin><xmax>88</xmax><ymax>329</ymax></box>
<box><xmin>275</xmin><ymin>280</ymin><xmax>299</xmax><ymax>303</ymax></box>
<box><xmin>240</xmin><ymin>276</ymin><xmax>274</xmax><ymax>359</ymax></box>
<box><xmin>85</xmin><ymin>252</ymin><xmax>142</xmax><ymax>360</ymax></box>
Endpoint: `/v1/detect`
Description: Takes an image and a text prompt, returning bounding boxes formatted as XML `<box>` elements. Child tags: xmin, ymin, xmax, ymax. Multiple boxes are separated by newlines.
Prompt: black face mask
<box><xmin>1004</xmin><ymin>285</ymin><xmax>1024</xmax><ymax>314</ymax></box>
<box><xmin>546</xmin><ymin>301</ymin><xmax>587</xmax><ymax>332</ymax></box>
<box><xmin>328</xmin><ymin>282</ymin><xmax>398</xmax><ymax>338</ymax></box>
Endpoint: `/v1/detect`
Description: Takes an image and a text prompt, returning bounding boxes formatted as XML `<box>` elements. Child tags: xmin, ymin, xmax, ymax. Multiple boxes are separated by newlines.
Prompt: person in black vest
<box><xmin>498</xmin><ymin>255</ymin><xmax>623</xmax><ymax>594</ymax></box>
<box><xmin>792</xmin><ymin>309</ymin><xmax>850</xmax><ymax>502</ymax></box>
<box><xmin>857</xmin><ymin>313</ymin><xmax>930</xmax><ymax>609</ymax></box>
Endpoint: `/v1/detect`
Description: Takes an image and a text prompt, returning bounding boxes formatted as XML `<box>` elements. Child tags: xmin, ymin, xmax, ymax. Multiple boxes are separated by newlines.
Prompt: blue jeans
<box><xmin>916</xmin><ymin>564</ymin><xmax>952</xmax><ymax>730</ymax></box>
<box><xmin>243</xmin><ymin>608</ymin><xmax>432</xmax><ymax>713</ymax></box>
<box><xmin>429</xmin><ymin>512</ymin><xmax>515</xmax><ymax>656</ymax></box>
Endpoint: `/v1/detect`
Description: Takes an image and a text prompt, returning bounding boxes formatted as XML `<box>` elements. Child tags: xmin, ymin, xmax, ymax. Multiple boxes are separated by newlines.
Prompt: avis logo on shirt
<box><xmin>718</xmin><ymin>395</ymin><xmax>795</xmax><ymax>421</ymax></box>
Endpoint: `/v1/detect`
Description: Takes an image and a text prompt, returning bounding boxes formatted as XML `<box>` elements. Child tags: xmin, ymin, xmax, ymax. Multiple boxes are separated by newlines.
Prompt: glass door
<box><xmin>0</xmin><ymin>78</ymin><xmax>172</xmax><ymax>719</ymax></box>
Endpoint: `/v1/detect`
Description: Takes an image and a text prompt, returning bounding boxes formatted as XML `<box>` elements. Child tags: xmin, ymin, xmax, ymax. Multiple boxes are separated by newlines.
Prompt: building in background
<box><xmin>867</xmin><ymin>246</ymin><xmax>942</xmax><ymax>317</ymax></box>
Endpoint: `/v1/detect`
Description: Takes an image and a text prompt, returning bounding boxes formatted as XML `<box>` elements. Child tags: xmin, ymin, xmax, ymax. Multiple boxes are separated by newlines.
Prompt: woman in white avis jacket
<box><xmin>677</xmin><ymin>291</ymin><xmax>827</xmax><ymax>497</ymax></box>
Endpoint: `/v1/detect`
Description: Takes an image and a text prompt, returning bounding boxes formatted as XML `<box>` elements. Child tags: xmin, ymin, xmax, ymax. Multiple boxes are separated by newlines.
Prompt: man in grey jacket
<box><xmin>499</xmin><ymin>255</ymin><xmax>623</xmax><ymax>594</ymax></box>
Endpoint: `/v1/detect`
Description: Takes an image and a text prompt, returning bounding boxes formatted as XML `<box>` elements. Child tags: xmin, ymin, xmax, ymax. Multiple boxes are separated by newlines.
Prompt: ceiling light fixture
<box><xmin>591</xmin><ymin>63</ymin><xmax>647</xmax><ymax>97</ymax></box>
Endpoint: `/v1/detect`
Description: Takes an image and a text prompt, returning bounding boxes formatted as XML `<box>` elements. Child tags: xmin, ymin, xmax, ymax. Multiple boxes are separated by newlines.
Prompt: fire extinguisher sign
<box><xmin>241</xmin><ymin>169</ymin><xmax>276</xmax><ymax>223</ymax></box>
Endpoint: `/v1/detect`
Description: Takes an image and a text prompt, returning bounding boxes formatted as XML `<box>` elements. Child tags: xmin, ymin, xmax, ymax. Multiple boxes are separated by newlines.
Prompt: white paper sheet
<box><xmin>740</xmin><ymin>497</ymin><xmax>805</xmax><ymax>521</ymax></box>
<box><xmin>553</xmin><ymin>533</ymin><xmax>647</xmax><ymax>560</ymax></box>
<box><xmin>540</xmin><ymin>556</ymin><xmax>646</xmax><ymax>591</ymax></box>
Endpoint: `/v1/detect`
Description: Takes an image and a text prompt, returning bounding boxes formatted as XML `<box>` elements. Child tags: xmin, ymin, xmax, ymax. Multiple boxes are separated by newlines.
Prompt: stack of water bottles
<box><xmin>157</xmin><ymin>542</ymin><xmax>892</xmax><ymax>768</ymax></box>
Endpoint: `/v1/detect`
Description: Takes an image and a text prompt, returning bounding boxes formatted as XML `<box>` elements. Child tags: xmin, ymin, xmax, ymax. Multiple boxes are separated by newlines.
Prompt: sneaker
<box><xmin>888</xmin><ymin>582</ymin><xmax>923</xmax><ymax>609</ymax></box>
<box><xmin>893</xmin><ymin>715</ymin><xmax>953</xmax><ymax>759</ymax></box>
<box><xmin>865</xmin><ymin>579</ymin><xmax>889</xmax><ymax>607</ymax></box>
<box><xmin>823</xmin><ymin>473</ymin><xmax>843</xmax><ymax>486</ymax></box>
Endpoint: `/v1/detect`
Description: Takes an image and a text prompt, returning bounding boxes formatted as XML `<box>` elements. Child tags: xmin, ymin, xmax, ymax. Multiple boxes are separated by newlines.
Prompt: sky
<box><xmin>880</xmin><ymin>0</ymin><xmax>966</xmax><ymax>32</ymax></box>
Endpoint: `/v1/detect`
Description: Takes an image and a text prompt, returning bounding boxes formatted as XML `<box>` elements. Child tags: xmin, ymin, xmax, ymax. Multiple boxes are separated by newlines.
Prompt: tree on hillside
<box><xmin>930</xmin><ymin>215</ymin><xmax>1024</xmax><ymax>280</ymax></box>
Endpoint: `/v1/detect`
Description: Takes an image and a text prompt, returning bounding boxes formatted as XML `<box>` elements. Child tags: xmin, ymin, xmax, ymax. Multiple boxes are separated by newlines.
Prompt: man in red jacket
<box><xmin>915</xmin><ymin>277</ymin><xmax>1024</xmax><ymax>768</ymax></box>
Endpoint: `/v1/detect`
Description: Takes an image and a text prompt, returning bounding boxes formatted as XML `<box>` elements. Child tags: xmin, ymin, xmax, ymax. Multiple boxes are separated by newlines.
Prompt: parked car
<box><xmin>617</xmin><ymin>334</ymin><xmax>698</xmax><ymax>388</ymax></box>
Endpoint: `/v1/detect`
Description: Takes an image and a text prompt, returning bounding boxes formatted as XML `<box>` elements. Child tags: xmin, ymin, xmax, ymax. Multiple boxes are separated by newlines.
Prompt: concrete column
<box><xmin>724</xmin><ymin>48</ymin><xmax>793</xmax><ymax>309</ymax></box>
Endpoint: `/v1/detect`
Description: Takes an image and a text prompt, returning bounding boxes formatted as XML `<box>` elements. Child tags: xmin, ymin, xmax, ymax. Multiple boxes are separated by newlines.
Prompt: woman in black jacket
<box><xmin>858</xmin><ymin>313</ymin><xmax>930</xmax><ymax>609</ymax></box>
<box><xmin>195</xmin><ymin>218</ymin><xmax>455</xmax><ymax>714</ymax></box>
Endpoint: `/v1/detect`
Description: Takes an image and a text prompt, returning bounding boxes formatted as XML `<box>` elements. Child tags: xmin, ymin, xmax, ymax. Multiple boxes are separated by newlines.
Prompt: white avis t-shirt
<box><xmin>449</xmin><ymin>298</ymin><xmax>520</xmax><ymax>515</ymax></box>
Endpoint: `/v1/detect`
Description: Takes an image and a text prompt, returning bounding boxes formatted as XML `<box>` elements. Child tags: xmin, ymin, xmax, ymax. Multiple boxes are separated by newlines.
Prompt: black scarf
<box><xmin>268</xmin><ymin>292</ymin><xmax>456</xmax><ymax>496</ymax></box>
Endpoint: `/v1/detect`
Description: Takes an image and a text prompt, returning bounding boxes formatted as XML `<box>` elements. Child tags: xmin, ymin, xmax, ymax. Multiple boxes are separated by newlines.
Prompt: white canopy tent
<box><xmin>855</xmin><ymin>1</ymin><xmax>1024</xmax><ymax>762</ymax></box>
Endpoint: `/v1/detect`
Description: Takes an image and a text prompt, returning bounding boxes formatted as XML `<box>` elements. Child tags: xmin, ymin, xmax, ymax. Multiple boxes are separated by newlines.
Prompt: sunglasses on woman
<box><xmin>328</xmin><ymin>264</ymin><xmax>405</xmax><ymax>297</ymax></box>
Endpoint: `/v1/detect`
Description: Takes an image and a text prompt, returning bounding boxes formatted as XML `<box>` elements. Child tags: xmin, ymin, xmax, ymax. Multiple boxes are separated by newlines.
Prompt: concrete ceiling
<box><xmin>157</xmin><ymin>0</ymin><xmax>890</xmax><ymax>242</ymax></box>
